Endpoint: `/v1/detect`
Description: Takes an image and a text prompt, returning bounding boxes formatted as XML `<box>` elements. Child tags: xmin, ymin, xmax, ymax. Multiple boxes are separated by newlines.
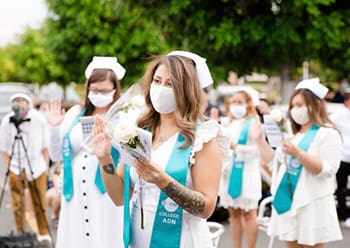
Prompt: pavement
<box><xmin>1</xmin><ymin>159</ymin><xmax>350</xmax><ymax>247</ymax></box>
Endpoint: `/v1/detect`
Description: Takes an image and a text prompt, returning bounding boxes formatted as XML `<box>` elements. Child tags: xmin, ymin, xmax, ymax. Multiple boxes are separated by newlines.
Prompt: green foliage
<box><xmin>1</xmin><ymin>0</ymin><xmax>350</xmax><ymax>87</ymax></box>
<box><xmin>45</xmin><ymin>0</ymin><xmax>171</xmax><ymax>87</ymax></box>
<box><xmin>0</xmin><ymin>26</ymin><xmax>64</xmax><ymax>85</ymax></box>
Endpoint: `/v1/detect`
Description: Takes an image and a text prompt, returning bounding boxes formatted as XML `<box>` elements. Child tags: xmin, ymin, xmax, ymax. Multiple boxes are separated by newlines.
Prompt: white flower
<box><xmin>113</xmin><ymin>122</ymin><xmax>137</xmax><ymax>143</ymax></box>
<box><xmin>130</xmin><ymin>94</ymin><xmax>145</xmax><ymax>109</ymax></box>
<box><xmin>270</xmin><ymin>108</ymin><xmax>283</xmax><ymax>123</ymax></box>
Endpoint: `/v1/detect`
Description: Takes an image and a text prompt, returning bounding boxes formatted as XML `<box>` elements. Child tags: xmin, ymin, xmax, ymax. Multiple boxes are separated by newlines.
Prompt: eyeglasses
<box><xmin>88</xmin><ymin>88</ymin><xmax>116</xmax><ymax>95</ymax></box>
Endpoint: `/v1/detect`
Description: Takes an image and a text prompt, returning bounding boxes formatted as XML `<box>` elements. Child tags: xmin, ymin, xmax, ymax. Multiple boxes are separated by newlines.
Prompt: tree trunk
<box><xmin>280</xmin><ymin>64</ymin><xmax>295</xmax><ymax>104</ymax></box>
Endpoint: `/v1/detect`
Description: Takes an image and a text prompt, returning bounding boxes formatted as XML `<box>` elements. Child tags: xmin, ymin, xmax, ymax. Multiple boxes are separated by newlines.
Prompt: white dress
<box><xmin>48</xmin><ymin>105</ymin><xmax>124</xmax><ymax>248</ymax></box>
<box><xmin>129</xmin><ymin>120</ymin><xmax>226</xmax><ymax>248</ymax></box>
<box><xmin>219</xmin><ymin>118</ymin><xmax>262</xmax><ymax>211</ymax></box>
<box><xmin>267</xmin><ymin>127</ymin><xmax>343</xmax><ymax>245</ymax></box>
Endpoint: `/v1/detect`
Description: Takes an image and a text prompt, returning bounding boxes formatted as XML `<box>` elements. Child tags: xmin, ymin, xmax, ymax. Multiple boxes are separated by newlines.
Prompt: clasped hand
<box><xmin>282</xmin><ymin>140</ymin><xmax>301</xmax><ymax>157</ymax></box>
<box><xmin>135</xmin><ymin>158</ymin><xmax>164</xmax><ymax>185</ymax></box>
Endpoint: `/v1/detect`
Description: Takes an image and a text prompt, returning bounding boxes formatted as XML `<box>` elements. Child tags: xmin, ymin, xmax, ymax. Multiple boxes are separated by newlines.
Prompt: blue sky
<box><xmin>0</xmin><ymin>0</ymin><xmax>47</xmax><ymax>47</ymax></box>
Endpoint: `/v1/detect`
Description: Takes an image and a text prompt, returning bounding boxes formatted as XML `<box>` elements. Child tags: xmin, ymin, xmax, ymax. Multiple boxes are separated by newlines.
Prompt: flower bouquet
<box><xmin>110</xmin><ymin>120</ymin><xmax>152</xmax><ymax>166</ymax></box>
<box><xmin>110</xmin><ymin>121</ymin><xmax>152</xmax><ymax>230</ymax></box>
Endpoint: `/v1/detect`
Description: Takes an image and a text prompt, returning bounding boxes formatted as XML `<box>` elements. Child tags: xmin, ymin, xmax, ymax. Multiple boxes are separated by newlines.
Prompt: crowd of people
<box><xmin>0</xmin><ymin>51</ymin><xmax>349</xmax><ymax>248</ymax></box>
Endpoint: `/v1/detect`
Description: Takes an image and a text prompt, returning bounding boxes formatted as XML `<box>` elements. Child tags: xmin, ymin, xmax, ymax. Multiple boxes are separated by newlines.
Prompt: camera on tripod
<box><xmin>9</xmin><ymin>105</ymin><xmax>31</xmax><ymax>127</ymax></box>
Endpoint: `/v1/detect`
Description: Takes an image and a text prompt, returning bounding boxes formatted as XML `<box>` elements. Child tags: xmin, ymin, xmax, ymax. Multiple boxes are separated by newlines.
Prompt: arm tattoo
<box><xmin>103</xmin><ymin>163</ymin><xmax>115</xmax><ymax>175</ymax></box>
<box><xmin>161</xmin><ymin>180</ymin><xmax>205</xmax><ymax>216</ymax></box>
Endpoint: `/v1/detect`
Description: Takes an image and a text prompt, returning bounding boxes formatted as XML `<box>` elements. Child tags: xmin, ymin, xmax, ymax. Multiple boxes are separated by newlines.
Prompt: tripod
<box><xmin>0</xmin><ymin>121</ymin><xmax>55</xmax><ymax>248</ymax></box>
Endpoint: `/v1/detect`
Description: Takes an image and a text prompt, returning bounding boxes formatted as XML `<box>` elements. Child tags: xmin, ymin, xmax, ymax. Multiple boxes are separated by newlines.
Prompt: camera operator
<box><xmin>0</xmin><ymin>93</ymin><xmax>51</xmax><ymax>244</ymax></box>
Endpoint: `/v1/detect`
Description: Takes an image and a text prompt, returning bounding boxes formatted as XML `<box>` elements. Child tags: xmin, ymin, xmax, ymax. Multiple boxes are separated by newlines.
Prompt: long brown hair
<box><xmin>83</xmin><ymin>69</ymin><xmax>121</xmax><ymax>116</ymax></box>
<box><xmin>287</xmin><ymin>89</ymin><xmax>334</xmax><ymax>134</ymax></box>
<box><xmin>137</xmin><ymin>55</ymin><xmax>204</xmax><ymax>148</ymax></box>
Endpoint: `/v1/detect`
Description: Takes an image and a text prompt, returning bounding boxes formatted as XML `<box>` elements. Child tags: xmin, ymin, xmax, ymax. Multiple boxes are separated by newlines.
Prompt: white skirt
<box><xmin>220</xmin><ymin>195</ymin><xmax>258</xmax><ymax>211</ymax></box>
<box><xmin>267</xmin><ymin>194</ymin><xmax>342</xmax><ymax>245</ymax></box>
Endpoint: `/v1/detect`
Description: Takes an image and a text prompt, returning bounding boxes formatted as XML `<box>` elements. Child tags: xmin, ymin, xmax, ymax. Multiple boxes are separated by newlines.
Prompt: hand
<box><xmin>282</xmin><ymin>140</ymin><xmax>301</xmax><ymax>157</ymax></box>
<box><xmin>47</xmin><ymin>99</ymin><xmax>65</xmax><ymax>126</ymax></box>
<box><xmin>134</xmin><ymin>158</ymin><xmax>164</xmax><ymax>185</ymax></box>
<box><xmin>251</xmin><ymin>116</ymin><xmax>264</xmax><ymax>141</ymax></box>
<box><xmin>209</xmin><ymin>107</ymin><xmax>220</xmax><ymax>122</ymax></box>
<box><xmin>92</xmin><ymin>115</ymin><xmax>112</xmax><ymax>159</ymax></box>
<box><xmin>230</xmin><ymin>142</ymin><xmax>237</xmax><ymax>150</ymax></box>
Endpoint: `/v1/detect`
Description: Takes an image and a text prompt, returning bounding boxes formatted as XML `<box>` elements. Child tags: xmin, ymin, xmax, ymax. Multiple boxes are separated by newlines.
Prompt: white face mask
<box><xmin>88</xmin><ymin>90</ymin><xmax>115</xmax><ymax>108</ymax></box>
<box><xmin>229</xmin><ymin>105</ymin><xmax>247</xmax><ymax>119</ymax></box>
<box><xmin>290</xmin><ymin>106</ymin><xmax>310</xmax><ymax>125</ymax></box>
<box><xmin>150</xmin><ymin>84</ymin><xmax>176</xmax><ymax>114</ymax></box>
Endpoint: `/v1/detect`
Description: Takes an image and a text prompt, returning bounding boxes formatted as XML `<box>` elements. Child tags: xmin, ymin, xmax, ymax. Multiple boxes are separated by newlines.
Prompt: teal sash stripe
<box><xmin>149</xmin><ymin>133</ymin><xmax>192</xmax><ymax>248</ymax></box>
<box><xmin>228</xmin><ymin>118</ymin><xmax>253</xmax><ymax>199</ymax></box>
<box><xmin>272</xmin><ymin>125</ymin><xmax>320</xmax><ymax>214</ymax></box>
<box><xmin>62</xmin><ymin>108</ymin><xmax>87</xmax><ymax>202</ymax></box>
<box><xmin>123</xmin><ymin>164</ymin><xmax>131</xmax><ymax>248</ymax></box>
<box><xmin>96</xmin><ymin>147</ymin><xmax>120</xmax><ymax>194</ymax></box>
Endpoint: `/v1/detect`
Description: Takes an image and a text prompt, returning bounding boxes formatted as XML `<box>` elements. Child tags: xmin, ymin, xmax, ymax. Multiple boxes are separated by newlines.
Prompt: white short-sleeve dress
<box><xmin>129</xmin><ymin>120</ymin><xmax>228</xmax><ymax>248</ymax></box>
<box><xmin>267</xmin><ymin>127</ymin><xmax>343</xmax><ymax>245</ymax></box>
<box><xmin>219</xmin><ymin>118</ymin><xmax>262</xmax><ymax>211</ymax></box>
<box><xmin>48</xmin><ymin>105</ymin><xmax>124</xmax><ymax>248</ymax></box>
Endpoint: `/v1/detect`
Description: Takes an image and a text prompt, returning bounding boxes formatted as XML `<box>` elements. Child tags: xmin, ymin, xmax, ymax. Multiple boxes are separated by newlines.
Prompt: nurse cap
<box><xmin>10</xmin><ymin>93</ymin><xmax>33</xmax><ymax>108</ymax></box>
<box><xmin>167</xmin><ymin>51</ymin><xmax>213</xmax><ymax>88</ymax></box>
<box><xmin>295</xmin><ymin>78</ymin><xmax>328</xmax><ymax>99</ymax></box>
<box><xmin>85</xmin><ymin>56</ymin><xmax>126</xmax><ymax>80</ymax></box>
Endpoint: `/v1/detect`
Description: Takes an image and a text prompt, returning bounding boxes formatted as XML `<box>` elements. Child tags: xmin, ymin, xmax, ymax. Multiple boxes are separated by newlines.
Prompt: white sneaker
<box><xmin>37</xmin><ymin>234</ymin><xmax>51</xmax><ymax>242</ymax></box>
<box><xmin>37</xmin><ymin>235</ymin><xmax>52</xmax><ymax>248</ymax></box>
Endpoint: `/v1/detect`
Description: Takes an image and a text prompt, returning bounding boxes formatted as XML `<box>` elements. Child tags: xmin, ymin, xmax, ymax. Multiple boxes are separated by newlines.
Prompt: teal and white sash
<box><xmin>122</xmin><ymin>133</ymin><xmax>191</xmax><ymax>248</ymax></box>
<box><xmin>228</xmin><ymin>118</ymin><xmax>253</xmax><ymax>199</ymax></box>
<box><xmin>62</xmin><ymin>108</ymin><xmax>119</xmax><ymax>201</ymax></box>
<box><xmin>149</xmin><ymin>133</ymin><xmax>191</xmax><ymax>248</ymax></box>
<box><xmin>123</xmin><ymin>164</ymin><xmax>131</xmax><ymax>248</ymax></box>
<box><xmin>62</xmin><ymin>108</ymin><xmax>87</xmax><ymax>201</ymax></box>
<box><xmin>272</xmin><ymin>125</ymin><xmax>320</xmax><ymax>214</ymax></box>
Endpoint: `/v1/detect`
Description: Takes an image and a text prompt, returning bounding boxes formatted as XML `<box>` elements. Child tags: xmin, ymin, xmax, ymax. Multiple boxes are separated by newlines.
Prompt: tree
<box><xmin>132</xmin><ymin>0</ymin><xmax>350</xmax><ymax>100</ymax></box>
<box><xmin>45</xmin><ymin>0</ymin><xmax>171</xmax><ymax>87</ymax></box>
<box><xmin>0</xmin><ymin>26</ymin><xmax>63</xmax><ymax>85</ymax></box>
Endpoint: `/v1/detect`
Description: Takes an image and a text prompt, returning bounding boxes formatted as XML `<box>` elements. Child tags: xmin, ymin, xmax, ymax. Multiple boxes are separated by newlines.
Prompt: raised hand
<box><xmin>47</xmin><ymin>99</ymin><xmax>65</xmax><ymax>126</ymax></box>
<box><xmin>251</xmin><ymin>115</ymin><xmax>264</xmax><ymax>141</ymax></box>
<box><xmin>92</xmin><ymin>115</ymin><xmax>112</xmax><ymax>159</ymax></box>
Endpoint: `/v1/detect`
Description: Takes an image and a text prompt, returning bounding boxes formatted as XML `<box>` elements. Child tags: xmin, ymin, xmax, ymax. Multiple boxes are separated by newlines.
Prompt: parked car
<box><xmin>0</xmin><ymin>82</ymin><xmax>36</xmax><ymax>122</ymax></box>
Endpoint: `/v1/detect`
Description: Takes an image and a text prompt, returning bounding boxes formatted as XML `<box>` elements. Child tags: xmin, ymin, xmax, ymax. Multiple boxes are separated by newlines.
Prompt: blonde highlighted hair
<box><xmin>137</xmin><ymin>55</ymin><xmax>204</xmax><ymax>148</ymax></box>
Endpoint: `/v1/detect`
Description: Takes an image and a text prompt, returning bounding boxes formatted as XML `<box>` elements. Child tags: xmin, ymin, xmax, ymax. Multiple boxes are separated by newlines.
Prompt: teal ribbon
<box><xmin>95</xmin><ymin>147</ymin><xmax>120</xmax><ymax>194</ymax></box>
<box><xmin>62</xmin><ymin>107</ymin><xmax>119</xmax><ymax>201</ymax></box>
<box><xmin>62</xmin><ymin>108</ymin><xmax>87</xmax><ymax>202</ymax></box>
<box><xmin>123</xmin><ymin>164</ymin><xmax>131</xmax><ymax>248</ymax></box>
<box><xmin>272</xmin><ymin>125</ymin><xmax>320</xmax><ymax>214</ymax></box>
<box><xmin>228</xmin><ymin>118</ymin><xmax>253</xmax><ymax>199</ymax></box>
<box><xmin>122</xmin><ymin>133</ymin><xmax>191</xmax><ymax>248</ymax></box>
<box><xmin>150</xmin><ymin>133</ymin><xmax>191</xmax><ymax>248</ymax></box>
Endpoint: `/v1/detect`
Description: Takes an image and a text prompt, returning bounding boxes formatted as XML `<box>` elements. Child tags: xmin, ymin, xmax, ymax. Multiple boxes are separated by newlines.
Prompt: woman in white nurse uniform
<box><xmin>255</xmin><ymin>78</ymin><xmax>343</xmax><ymax>248</ymax></box>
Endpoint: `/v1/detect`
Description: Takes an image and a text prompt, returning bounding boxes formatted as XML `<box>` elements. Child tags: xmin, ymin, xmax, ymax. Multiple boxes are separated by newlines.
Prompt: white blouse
<box><xmin>271</xmin><ymin>126</ymin><xmax>341</xmax><ymax>211</ymax></box>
